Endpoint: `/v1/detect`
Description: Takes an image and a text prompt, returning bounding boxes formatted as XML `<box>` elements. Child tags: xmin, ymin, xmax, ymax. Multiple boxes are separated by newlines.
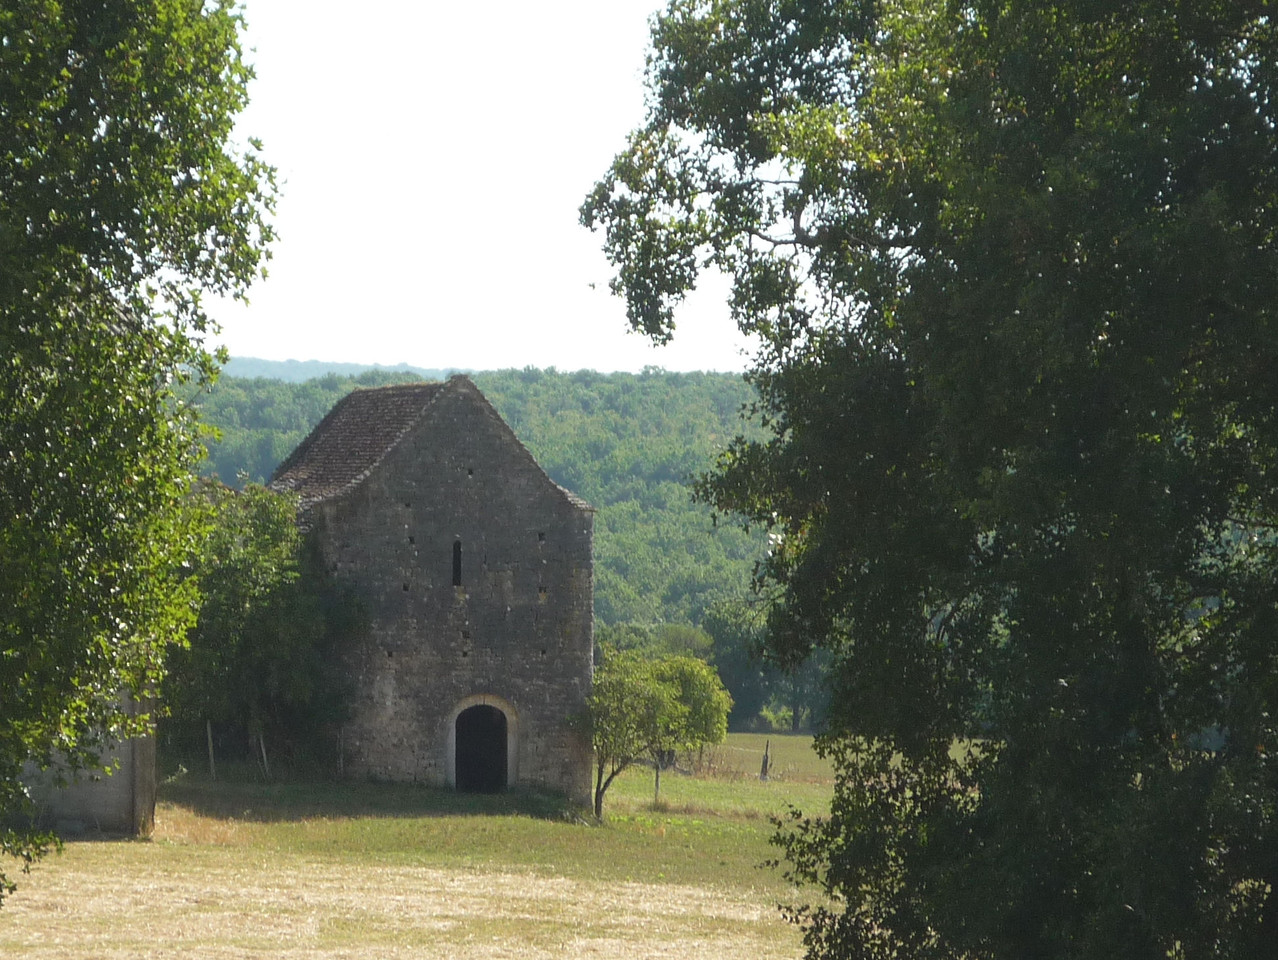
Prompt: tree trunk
<box><xmin>654</xmin><ymin>760</ymin><xmax>662</xmax><ymax>805</ymax></box>
<box><xmin>257</xmin><ymin>728</ymin><xmax>271</xmax><ymax>781</ymax></box>
<box><xmin>206</xmin><ymin>719</ymin><xmax>217</xmax><ymax>781</ymax></box>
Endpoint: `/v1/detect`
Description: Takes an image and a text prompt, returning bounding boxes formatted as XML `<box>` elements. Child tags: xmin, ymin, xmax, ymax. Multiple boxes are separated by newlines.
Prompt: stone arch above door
<box><xmin>446</xmin><ymin>693</ymin><xmax>519</xmax><ymax>790</ymax></box>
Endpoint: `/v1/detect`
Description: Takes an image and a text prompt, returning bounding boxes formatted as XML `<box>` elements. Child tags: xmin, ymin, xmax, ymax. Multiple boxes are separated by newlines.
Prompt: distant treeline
<box><xmin>193</xmin><ymin>364</ymin><xmax>768</xmax><ymax>628</ymax></box>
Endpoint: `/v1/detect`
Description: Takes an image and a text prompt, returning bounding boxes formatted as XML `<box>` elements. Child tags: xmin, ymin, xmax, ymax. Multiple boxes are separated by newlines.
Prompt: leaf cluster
<box><xmin>587</xmin><ymin>1</ymin><xmax>1278</xmax><ymax>957</ymax></box>
<box><xmin>580</xmin><ymin>647</ymin><xmax>732</xmax><ymax>817</ymax></box>
<box><xmin>0</xmin><ymin>0</ymin><xmax>274</xmax><ymax>902</ymax></box>
<box><xmin>164</xmin><ymin>483</ymin><xmax>361</xmax><ymax>768</ymax></box>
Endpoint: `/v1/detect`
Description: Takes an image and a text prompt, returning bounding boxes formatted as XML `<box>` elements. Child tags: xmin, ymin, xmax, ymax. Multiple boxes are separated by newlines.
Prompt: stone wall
<box><xmin>309</xmin><ymin>379</ymin><xmax>593</xmax><ymax>803</ymax></box>
<box><xmin>24</xmin><ymin>698</ymin><xmax>156</xmax><ymax>836</ymax></box>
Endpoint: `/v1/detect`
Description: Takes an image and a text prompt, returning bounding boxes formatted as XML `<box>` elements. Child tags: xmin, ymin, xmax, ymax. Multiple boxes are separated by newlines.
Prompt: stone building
<box><xmin>271</xmin><ymin>375</ymin><xmax>594</xmax><ymax>802</ymax></box>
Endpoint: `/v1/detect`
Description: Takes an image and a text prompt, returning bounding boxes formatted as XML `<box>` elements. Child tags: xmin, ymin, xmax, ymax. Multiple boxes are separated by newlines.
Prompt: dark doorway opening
<box><xmin>455</xmin><ymin>705</ymin><xmax>507</xmax><ymax>792</ymax></box>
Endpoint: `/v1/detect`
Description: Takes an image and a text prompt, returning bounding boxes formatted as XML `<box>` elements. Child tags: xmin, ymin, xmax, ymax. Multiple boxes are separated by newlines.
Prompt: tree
<box><xmin>581</xmin><ymin>649</ymin><xmax>678</xmax><ymax>818</ymax></box>
<box><xmin>770</xmin><ymin>646</ymin><xmax>828</xmax><ymax>733</ymax></box>
<box><xmin>705</xmin><ymin>601</ymin><xmax>829</xmax><ymax>731</ymax></box>
<box><xmin>165</xmin><ymin>483</ymin><xmax>355</xmax><ymax>778</ymax></box>
<box><xmin>584</xmin><ymin>1</ymin><xmax>1278</xmax><ymax>957</ymax></box>
<box><xmin>0</xmin><ymin>1</ymin><xmax>274</xmax><ymax>903</ymax></box>
<box><xmin>649</xmin><ymin>654</ymin><xmax>732</xmax><ymax>801</ymax></box>
<box><xmin>704</xmin><ymin>603</ymin><xmax>774</xmax><ymax>729</ymax></box>
<box><xmin>595</xmin><ymin>621</ymin><xmax>714</xmax><ymax>660</ymax></box>
<box><xmin>581</xmin><ymin>649</ymin><xmax>731</xmax><ymax>817</ymax></box>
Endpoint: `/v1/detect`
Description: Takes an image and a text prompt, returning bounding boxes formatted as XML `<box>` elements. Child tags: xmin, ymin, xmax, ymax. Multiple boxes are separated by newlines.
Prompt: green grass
<box><xmin>2</xmin><ymin>733</ymin><xmax>835</xmax><ymax>958</ymax></box>
<box><xmin>607</xmin><ymin>733</ymin><xmax>834</xmax><ymax>823</ymax></box>
<box><xmin>703</xmin><ymin>731</ymin><xmax>835</xmax><ymax>781</ymax></box>
<box><xmin>154</xmin><ymin>735</ymin><xmax>833</xmax><ymax>890</ymax></box>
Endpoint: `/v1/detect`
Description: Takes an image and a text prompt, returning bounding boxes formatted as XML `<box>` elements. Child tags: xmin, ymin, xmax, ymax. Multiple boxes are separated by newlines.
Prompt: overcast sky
<box><xmin>210</xmin><ymin>0</ymin><xmax>753</xmax><ymax>373</ymax></box>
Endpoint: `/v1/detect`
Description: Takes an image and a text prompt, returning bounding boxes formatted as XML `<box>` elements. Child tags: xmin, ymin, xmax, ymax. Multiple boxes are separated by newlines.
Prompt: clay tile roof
<box><xmin>553</xmin><ymin>483</ymin><xmax>593</xmax><ymax>512</ymax></box>
<box><xmin>270</xmin><ymin>382</ymin><xmax>444</xmax><ymax>508</ymax></box>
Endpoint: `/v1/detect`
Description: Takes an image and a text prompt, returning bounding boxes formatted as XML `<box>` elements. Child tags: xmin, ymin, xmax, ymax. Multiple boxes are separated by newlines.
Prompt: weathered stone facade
<box><xmin>272</xmin><ymin>376</ymin><xmax>594</xmax><ymax>803</ymax></box>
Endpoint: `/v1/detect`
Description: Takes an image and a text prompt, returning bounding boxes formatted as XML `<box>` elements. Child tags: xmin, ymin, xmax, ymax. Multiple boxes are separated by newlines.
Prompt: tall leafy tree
<box><xmin>703</xmin><ymin>602</ymin><xmax>774</xmax><ymax>729</ymax></box>
<box><xmin>166</xmin><ymin>483</ymin><xmax>358</xmax><ymax>777</ymax></box>
<box><xmin>0</xmin><ymin>1</ymin><xmax>274</xmax><ymax>902</ymax></box>
<box><xmin>585</xmin><ymin>1</ymin><xmax>1278</xmax><ymax>957</ymax></box>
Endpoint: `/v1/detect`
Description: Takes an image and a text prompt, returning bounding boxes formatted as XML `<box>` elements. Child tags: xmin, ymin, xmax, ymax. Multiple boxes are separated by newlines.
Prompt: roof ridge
<box><xmin>269</xmin><ymin>380</ymin><xmax>448</xmax><ymax>508</ymax></box>
<box><xmin>269</xmin><ymin>375</ymin><xmax>592</xmax><ymax>514</ymax></box>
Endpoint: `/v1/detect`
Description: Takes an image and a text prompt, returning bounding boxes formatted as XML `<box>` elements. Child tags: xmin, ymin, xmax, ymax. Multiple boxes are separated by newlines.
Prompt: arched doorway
<box><xmin>454</xmin><ymin>704</ymin><xmax>508</xmax><ymax>792</ymax></box>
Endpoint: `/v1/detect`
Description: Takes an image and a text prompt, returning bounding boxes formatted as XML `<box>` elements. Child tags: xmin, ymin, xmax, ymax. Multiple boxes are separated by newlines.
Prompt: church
<box><xmin>270</xmin><ymin>375</ymin><xmax>594</xmax><ymax>802</ymax></box>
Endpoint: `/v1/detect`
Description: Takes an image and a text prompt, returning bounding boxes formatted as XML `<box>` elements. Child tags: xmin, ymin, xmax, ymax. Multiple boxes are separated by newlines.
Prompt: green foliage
<box><xmin>477</xmin><ymin>368</ymin><xmax>764</xmax><ymax>626</ymax></box>
<box><xmin>581</xmin><ymin>648</ymin><xmax>732</xmax><ymax>818</ymax></box>
<box><xmin>701</xmin><ymin>602</ymin><xmax>809</xmax><ymax>733</ymax></box>
<box><xmin>0</xmin><ymin>0</ymin><xmax>273</xmax><ymax>903</ymax></box>
<box><xmin>702</xmin><ymin>602</ymin><xmax>829</xmax><ymax>732</ymax></box>
<box><xmin>580</xmin><ymin>649</ymin><xmax>672</xmax><ymax>818</ymax></box>
<box><xmin>596</xmin><ymin>621</ymin><xmax>713</xmax><ymax>660</ymax></box>
<box><xmin>165</xmin><ymin>483</ymin><xmax>359</xmax><ymax>772</ymax></box>
<box><xmin>586</xmin><ymin>1</ymin><xmax>1278</xmax><ymax>957</ymax></box>
<box><xmin>652</xmin><ymin>655</ymin><xmax>733</xmax><ymax>751</ymax></box>
<box><xmin>702</xmin><ymin>604</ymin><xmax>774</xmax><ymax>729</ymax></box>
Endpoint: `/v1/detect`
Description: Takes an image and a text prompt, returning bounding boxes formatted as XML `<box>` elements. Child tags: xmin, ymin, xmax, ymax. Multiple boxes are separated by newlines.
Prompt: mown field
<box><xmin>1</xmin><ymin>734</ymin><xmax>832</xmax><ymax>959</ymax></box>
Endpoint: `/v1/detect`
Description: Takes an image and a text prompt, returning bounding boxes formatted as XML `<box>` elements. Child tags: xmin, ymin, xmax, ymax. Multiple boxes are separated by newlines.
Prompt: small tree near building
<box><xmin>581</xmin><ymin>649</ymin><xmax>732</xmax><ymax>817</ymax></box>
<box><xmin>650</xmin><ymin>656</ymin><xmax>732</xmax><ymax>801</ymax></box>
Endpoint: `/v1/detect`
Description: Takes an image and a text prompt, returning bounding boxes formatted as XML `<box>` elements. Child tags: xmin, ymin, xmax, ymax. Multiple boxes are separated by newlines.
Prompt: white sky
<box><xmin>210</xmin><ymin>0</ymin><xmax>753</xmax><ymax>374</ymax></box>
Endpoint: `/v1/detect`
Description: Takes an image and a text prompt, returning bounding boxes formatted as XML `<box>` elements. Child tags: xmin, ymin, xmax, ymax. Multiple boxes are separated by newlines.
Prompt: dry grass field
<box><xmin>1</xmin><ymin>733</ymin><xmax>832</xmax><ymax>959</ymax></box>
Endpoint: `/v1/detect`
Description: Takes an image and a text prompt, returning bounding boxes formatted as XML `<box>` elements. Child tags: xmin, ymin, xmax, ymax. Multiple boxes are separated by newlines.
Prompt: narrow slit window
<box><xmin>452</xmin><ymin>540</ymin><xmax>463</xmax><ymax>586</ymax></box>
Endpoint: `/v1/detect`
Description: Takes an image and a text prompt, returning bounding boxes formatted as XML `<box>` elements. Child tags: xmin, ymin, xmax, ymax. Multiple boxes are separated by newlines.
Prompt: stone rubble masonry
<box><xmin>276</xmin><ymin>375</ymin><xmax>594</xmax><ymax>804</ymax></box>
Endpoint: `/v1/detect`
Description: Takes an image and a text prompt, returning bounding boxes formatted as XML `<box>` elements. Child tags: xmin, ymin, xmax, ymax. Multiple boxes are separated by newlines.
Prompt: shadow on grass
<box><xmin>158</xmin><ymin>768</ymin><xmax>584</xmax><ymax>825</ymax></box>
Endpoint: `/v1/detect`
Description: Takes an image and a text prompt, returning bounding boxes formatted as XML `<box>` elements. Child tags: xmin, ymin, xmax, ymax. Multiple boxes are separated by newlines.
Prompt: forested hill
<box><xmin>194</xmin><ymin>365</ymin><xmax>766</xmax><ymax>627</ymax></box>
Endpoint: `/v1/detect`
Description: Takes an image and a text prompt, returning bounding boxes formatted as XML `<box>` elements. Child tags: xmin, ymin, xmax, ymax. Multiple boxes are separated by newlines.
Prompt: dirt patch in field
<box><xmin>1</xmin><ymin>842</ymin><xmax>797</xmax><ymax>959</ymax></box>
